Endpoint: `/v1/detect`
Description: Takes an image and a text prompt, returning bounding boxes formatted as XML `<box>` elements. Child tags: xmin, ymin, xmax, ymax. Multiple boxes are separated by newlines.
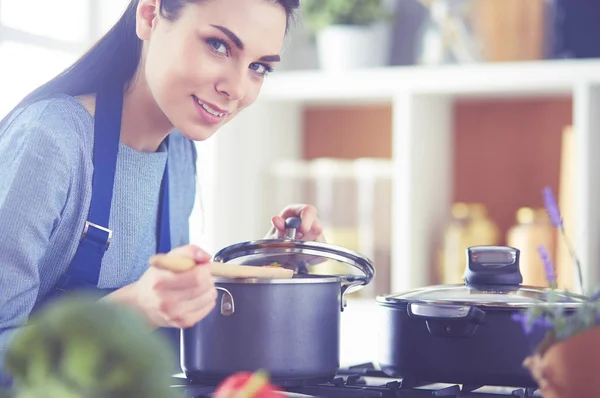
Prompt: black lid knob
<box><xmin>463</xmin><ymin>246</ymin><xmax>523</xmax><ymax>285</ymax></box>
<box><xmin>285</xmin><ymin>216</ymin><xmax>302</xmax><ymax>229</ymax></box>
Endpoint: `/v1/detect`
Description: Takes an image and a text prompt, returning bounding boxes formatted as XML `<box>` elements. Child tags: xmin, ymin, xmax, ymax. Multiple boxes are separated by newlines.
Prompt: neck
<box><xmin>120</xmin><ymin>73</ymin><xmax>173</xmax><ymax>152</ymax></box>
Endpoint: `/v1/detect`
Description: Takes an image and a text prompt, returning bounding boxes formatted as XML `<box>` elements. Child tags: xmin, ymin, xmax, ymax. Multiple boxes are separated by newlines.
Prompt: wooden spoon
<box><xmin>149</xmin><ymin>254</ymin><xmax>294</xmax><ymax>279</ymax></box>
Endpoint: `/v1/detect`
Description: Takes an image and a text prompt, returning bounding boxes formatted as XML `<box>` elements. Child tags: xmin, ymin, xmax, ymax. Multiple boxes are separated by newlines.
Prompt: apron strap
<box><xmin>52</xmin><ymin>83</ymin><xmax>170</xmax><ymax>294</ymax></box>
<box><xmin>38</xmin><ymin>85</ymin><xmax>177</xmax><ymax>361</ymax></box>
<box><xmin>89</xmin><ymin>83</ymin><xmax>123</xmax><ymax>231</ymax></box>
<box><xmin>62</xmin><ymin>84</ymin><xmax>124</xmax><ymax>287</ymax></box>
<box><xmin>157</xmin><ymin>150</ymin><xmax>171</xmax><ymax>254</ymax></box>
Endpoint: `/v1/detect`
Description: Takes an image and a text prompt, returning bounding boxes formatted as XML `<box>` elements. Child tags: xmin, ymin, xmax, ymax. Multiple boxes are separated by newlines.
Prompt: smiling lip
<box><xmin>202</xmin><ymin>100</ymin><xmax>229</xmax><ymax>115</ymax></box>
<box><xmin>192</xmin><ymin>96</ymin><xmax>230</xmax><ymax>125</ymax></box>
<box><xmin>193</xmin><ymin>95</ymin><xmax>230</xmax><ymax>115</ymax></box>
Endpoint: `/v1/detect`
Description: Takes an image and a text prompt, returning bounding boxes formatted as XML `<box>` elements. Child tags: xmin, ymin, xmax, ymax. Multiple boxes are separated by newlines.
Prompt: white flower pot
<box><xmin>316</xmin><ymin>24</ymin><xmax>390</xmax><ymax>71</ymax></box>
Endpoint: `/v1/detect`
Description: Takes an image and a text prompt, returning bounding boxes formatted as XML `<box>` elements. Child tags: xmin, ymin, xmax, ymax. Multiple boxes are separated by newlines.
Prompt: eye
<box><xmin>249</xmin><ymin>62</ymin><xmax>274</xmax><ymax>76</ymax></box>
<box><xmin>206</xmin><ymin>38</ymin><xmax>229</xmax><ymax>56</ymax></box>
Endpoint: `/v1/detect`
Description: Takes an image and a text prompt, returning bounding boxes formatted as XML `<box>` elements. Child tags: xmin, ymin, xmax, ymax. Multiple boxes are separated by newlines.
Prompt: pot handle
<box><xmin>216</xmin><ymin>287</ymin><xmax>234</xmax><ymax>316</ymax></box>
<box><xmin>408</xmin><ymin>303</ymin><xmax>485</xmax><ymax>338</ymax></box>
<box><xmin>284</xmin><ymin>216</ymin><xmax>375</xmax><ymax>295</ymax></box>
<box><xmin>408</xmin><ymin>303</ymin><xmax>485</xmax><ymax>322</ymax></box>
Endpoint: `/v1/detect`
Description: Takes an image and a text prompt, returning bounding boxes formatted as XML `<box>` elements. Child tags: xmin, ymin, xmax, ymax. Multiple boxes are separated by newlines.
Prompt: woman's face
<box><xmin>137</xmin><ymin>0</ymin><xmax>287</xmax><ymax>141</ymax></box>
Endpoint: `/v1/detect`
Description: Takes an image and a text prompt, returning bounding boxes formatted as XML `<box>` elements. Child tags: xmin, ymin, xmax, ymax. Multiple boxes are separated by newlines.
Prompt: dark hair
<box><xmin>2</xmin><ymin>0</ymin><xmax>299</xmax><ymax>121</ymax></box>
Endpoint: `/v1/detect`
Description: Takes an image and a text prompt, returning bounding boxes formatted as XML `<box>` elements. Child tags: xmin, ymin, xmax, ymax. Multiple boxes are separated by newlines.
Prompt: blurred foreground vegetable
<box><xmin>2</xmin><ymin>294</ymin><xmax>181</xmax><ymax>398</ymax></box>
<box><xmin>214</xmin><ymin>370</ymin><xmax>284</xmax><ymax>398</ymax></box>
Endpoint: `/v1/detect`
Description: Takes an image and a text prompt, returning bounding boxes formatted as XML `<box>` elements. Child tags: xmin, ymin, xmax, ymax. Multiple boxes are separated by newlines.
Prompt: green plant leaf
<box><xmin>302</xmin><ymin>0</ymin><xmax>395</xmax><ymax>33</ymax></box>
<box><xmin>5</xmin><ymin>295</ymin><xmax>183</xmax><ymax>398</ymax></box>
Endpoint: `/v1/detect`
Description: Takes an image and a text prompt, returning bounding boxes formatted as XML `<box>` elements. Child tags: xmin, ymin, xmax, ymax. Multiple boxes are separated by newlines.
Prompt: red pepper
<box><xmin>214</xmin><ymin>371</ymin><xmax>284</xmax><ymax>398</ymax></box>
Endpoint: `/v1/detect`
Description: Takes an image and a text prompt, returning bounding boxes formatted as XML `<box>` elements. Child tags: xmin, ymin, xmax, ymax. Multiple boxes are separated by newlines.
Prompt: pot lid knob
<box><xmin>463</xmin><ymin>245</ymin><xmax>523</xmax><ymax>285</ymax></box>
<box><xmin>284</xmin><ymin>216</ymin><xmax>302</xmax><ymax>240</ymax></box>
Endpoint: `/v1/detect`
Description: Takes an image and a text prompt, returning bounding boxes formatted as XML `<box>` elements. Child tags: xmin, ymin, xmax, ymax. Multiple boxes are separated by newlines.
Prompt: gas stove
<box><xmin>170</xmin><ymin>363</ymin><xmax>542</xmax><ymax>397</ymax></box>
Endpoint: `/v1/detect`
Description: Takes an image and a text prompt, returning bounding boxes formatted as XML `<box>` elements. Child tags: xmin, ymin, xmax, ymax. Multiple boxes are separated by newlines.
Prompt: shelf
<box><xmin>260</xmin><ymin>59</ymin><xmax>600</xmax><ymax>103</ymax></box>
<box><xmin>193</xmin><ymin>59</ymin><xmax>600</xmax><ymax>297</ymax></box>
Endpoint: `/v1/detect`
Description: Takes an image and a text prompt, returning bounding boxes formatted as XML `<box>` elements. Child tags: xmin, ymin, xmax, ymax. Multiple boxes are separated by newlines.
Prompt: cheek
<box><xmin>238</xmin><ymin>81</ymin><xmax>263</xmax><ymax>110</ymax></box>
<box><xmin>144</xmin><ymin>30</ymin><xmax>200</xmax><ymax>89</ymax></box>
<box><xmin>144</xmin><ymin>41</ymin><xmax>203</xmax><ymax>119</ymax></box>
<box><xmin>224</xmin><ymin>79</ymin><xmax>264</xmax><ymax>123</ymax></box>
<box><xmin>144</xmin><ymin>41</ymin><xmax>179</xmax><ymax>102</ymax></box>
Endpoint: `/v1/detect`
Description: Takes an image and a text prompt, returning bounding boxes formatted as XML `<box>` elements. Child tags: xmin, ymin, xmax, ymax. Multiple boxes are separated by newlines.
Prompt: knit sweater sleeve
<box><xmin>0</xmin><ymin>109</ymin><xmax>73</xmax><ymax>383</ymax></box>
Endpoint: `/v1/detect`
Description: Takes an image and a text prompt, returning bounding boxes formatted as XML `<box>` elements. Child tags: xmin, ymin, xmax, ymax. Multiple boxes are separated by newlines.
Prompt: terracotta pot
<box><xmin>524</xmin><ymin>326</ymin><xmax>600</xmax><ymax>398</ymax></box>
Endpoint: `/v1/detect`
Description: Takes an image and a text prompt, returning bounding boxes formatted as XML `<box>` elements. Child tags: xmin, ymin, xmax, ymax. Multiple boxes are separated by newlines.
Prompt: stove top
<box><xmin>170</xmin><ymin>363</ymin><xmax>542</xmax><ymax>398</ymax></box>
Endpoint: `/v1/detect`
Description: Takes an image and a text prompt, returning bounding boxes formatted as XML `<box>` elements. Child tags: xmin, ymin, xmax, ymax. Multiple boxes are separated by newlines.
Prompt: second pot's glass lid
<box><xmin>376</xmin><ymin>284</ymin><xmax>587</xmax><ymax>309</ymax></box>
<box><xmin>377</xmin><ymin>245</ymin><xmax>587</xmax><ymax>309</ymax></box>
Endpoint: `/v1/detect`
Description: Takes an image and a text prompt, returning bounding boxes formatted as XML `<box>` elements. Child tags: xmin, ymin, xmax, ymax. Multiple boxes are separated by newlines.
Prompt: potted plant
<box><xmin>301</xmin><ymin>0</ymin><xmax>396</xmax><ymax>71</ymax></box>
<box><xmin>512</xmin><ymin>187</ymin><xmax>600</xmax><ymax>398</ymax></box>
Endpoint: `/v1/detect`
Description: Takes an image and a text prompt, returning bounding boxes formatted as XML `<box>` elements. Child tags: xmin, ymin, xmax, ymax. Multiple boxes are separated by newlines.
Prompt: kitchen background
<box><xmin>2</xmin><ymin>0</ymin><xmax>600</xmax><ymax>366</ymax></box>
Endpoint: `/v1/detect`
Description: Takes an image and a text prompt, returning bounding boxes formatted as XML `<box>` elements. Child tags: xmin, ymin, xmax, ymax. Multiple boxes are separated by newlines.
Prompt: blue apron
<box><xmin>45</xmin><ymin>83</ymin><xmax>179</xmax><ymax>357</ymax></box>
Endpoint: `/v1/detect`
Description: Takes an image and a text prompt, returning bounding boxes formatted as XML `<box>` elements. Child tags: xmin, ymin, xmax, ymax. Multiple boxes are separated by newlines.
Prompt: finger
<box><xmin>170</xmin><ymin>289</ymin><xmax>218</xmax><ymax>328</ymax></box>
<box><xmin>174</xmin><ymin>264</ymin><xmax>213</xmax><ymax>289</ymax></box>
<box><xmin>170</xmin><ymin>284</ymin><xmax>217</xmax><ymax>319</ymax></box>
<box><xmin>155</xmin><ymin>263</ymin><xmax>213</xmax><ymax>290</ymax></box>
<box><xmin>301</xmin><ymin>218</ymin><xmax>325</xmax><ymax>242</ymax></box>
<box><xmin>168</xmin><ymin>244</ymin><xmax>212</xmax><ymax>263</ymax></box>
<box><xmin>298</xmin><ymin>205</ymin><xmax>318</xmax><ymax>235</ymax></box>
<box><xmin>271</xmin><ymin>216</ymin><xmax>286</xmax><ymax>237</ymax></box>
<box><xmin>316</xmin><ymin>231</ymin><xmax>326</xmax><ymax>243</ymax></box>
<box><xmin>158</xmin><ymin>281</ymin><xmax>216</xmax><ymax>326</ymax></box>
<box><xmin>165</xmin><ymin>276</ymin><xmax>216</xmax><ymax>304</ymax></box>
<box><xmin>277</xmin><ymin>204</ymin><xmax>318</xmax><ymax>235</ymax></box>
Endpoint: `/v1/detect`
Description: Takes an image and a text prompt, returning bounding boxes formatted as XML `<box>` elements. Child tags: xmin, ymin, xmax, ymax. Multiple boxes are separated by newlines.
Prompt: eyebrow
<box><xmin>210</xmin><ymin>24</ymin><xmax>281</xmax><ymax>63</ymax></box>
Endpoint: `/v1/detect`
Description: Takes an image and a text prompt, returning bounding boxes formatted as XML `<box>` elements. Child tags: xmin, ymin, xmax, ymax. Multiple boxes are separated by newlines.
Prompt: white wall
<box><xmin>0</xmin><ymin>0</ymin><xmax>133</xmax><ymax>117</ymax></box>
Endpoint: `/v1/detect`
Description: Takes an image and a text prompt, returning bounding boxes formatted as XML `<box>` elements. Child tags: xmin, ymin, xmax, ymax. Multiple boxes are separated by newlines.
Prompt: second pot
<box><xmin>376</xmin><ymin>245</ymin><xmax>585</xmax><ymax>388</ymax></box>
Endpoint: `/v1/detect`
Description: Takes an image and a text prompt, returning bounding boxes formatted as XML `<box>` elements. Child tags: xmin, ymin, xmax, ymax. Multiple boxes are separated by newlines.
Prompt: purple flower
<box><xmin>541</xmin><ymin>186</ymin><xmax>585</xmax><ymax>295</ymax></box>
<box><xmin>512</xmin><ymin>312</ymin><xmax>552</xmax><ymax>335</ymax></box>
<box><xmin>512</xmin><ymin>312</ymin><xmax>530</xmax><ymax>333</ymax></box>
<box><xmin>543</xmin><ymin>186</ymin><xmax>563</xmax><ymax>229</ymax></box>
<box><xmin>537</xmin><ymin>245</ymin><xmax>557</xmax><ymax>289</ymax></box>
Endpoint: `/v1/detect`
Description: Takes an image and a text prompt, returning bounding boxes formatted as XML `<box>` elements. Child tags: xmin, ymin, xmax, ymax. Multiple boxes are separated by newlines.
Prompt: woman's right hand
<box><xmin>133</xmin><ymin>244</ymin><xmax>218</xmax><ymax>329</ymax></box>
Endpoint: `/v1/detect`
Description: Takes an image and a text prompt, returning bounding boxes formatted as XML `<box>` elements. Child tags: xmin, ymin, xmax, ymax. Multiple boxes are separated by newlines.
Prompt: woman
<box><xmin>0</xmin><ymin>0</ymin><xmax>325</xmax><ymax>384</ymax></box>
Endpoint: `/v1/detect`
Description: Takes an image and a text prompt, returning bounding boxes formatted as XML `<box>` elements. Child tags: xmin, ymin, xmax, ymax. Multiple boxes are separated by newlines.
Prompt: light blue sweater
<box><xmin>0</xmin><ymin>94</ymin><xmax>197</xmax><ymax>383</ymax></box>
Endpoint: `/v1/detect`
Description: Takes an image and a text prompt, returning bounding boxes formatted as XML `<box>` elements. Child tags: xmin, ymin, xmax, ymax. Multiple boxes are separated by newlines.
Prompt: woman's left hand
<box><xmin>265</xmin><ymin>204</ymin><xmax>326</xmax><ymax>242</ymax></box>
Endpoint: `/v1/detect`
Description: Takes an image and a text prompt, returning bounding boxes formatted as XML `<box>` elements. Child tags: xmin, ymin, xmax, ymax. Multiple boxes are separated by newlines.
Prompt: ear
<box><xmin>136</xmin><ymin>0</ymin><xmax>161</xmax><ymax>40</ymax></box>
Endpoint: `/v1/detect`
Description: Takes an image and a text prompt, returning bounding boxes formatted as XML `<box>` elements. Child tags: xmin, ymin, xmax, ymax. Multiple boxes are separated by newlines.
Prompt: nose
<box><xmin>215</xmin><ymin>67</ymin><xmax>246</xmax><ymax>101</ymax></box>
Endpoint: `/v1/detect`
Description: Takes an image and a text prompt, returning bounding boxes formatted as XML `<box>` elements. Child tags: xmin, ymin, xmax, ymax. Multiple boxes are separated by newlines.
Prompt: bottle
<box><xmin>506</xmin><ymin>207</ymin><xmax>555</xmax><ymax>287</ymax></box>
<box><xmin>308</xmin><ymin>158</ymin><xmax>359</xmax><ymax>278</ymax></box>
<box><xmin>439</xmin><ymin>202</ymin><xmax>500</xmax><ymax>284</ymax></box>
<box><xmin>439</xmin><ymin>203</ymin><xmax>470</xmax><ymax>284</ymax></box>
<box><xmin>467</xmin><ymin>203</ymin><xmax>501</xmax><ymax>249</ymax></box>
<box><xmin>353</xmin><ymin>158</ymin><xmax>393</xmax><ymax>298</ymax></box>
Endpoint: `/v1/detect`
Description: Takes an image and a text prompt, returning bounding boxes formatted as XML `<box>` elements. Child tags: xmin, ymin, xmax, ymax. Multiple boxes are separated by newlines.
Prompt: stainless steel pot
<box><xmin>181</xmin><ymin>217</ymin><xmax>375</xmax><ymax>386</ymax></box>
<box><xmin>376</xmin><ymin>245</ymin><xmax>586</xmax><ymax>388</ymax></box>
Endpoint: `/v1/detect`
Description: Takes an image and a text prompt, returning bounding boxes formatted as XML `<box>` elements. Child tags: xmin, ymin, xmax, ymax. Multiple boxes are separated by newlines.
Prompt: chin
<box><xmin>171</xmin><ymin>111</ymin><xmax>238</xmax><ymax>142</ymax></box>
<box><xmin>174</xmin><ymin>124</ymin><xmax>221</xmax><ymax>142</ymax></box>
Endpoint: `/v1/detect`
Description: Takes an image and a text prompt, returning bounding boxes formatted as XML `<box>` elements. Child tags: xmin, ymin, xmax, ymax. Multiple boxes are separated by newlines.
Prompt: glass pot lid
<box><xmin>377</xmin><ymin>284</ymin><xmax>586</xmax><ymax>309</ymax></box>
<box><xmin>377</xmin><ymin>246</ymin><xmax>587</xmax><ymax>309</ymax></box>
<box><xmin>212</xmin><ymin>217</ymin><xmax>375</xmax><ymax>294</ymax></box>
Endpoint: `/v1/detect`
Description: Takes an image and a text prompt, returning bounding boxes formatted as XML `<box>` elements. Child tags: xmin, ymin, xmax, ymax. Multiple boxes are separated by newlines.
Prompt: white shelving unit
<box><xmin>193</xmin><ymin>59</ymin><xmax>600</xmax><ymax>295</ymax></box>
